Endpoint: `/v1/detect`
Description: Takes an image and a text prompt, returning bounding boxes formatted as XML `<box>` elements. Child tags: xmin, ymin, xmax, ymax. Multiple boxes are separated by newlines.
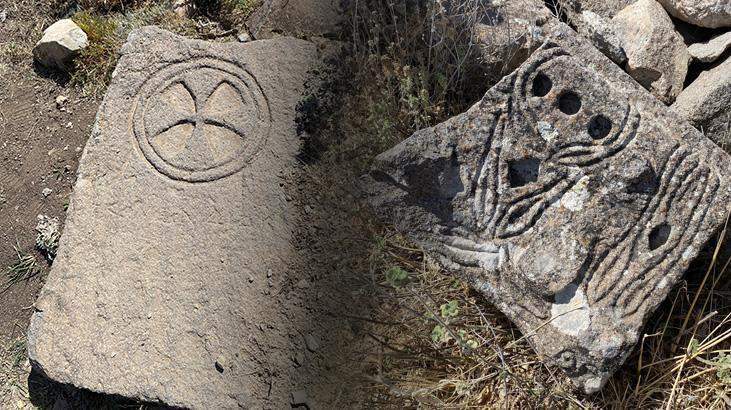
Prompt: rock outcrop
<box><xmin>673</xmin><ymin>57</ymin><xmax>731</xmax><ymax>150</ymax></box>
<box><xmin>657</xmin><ymin>0</ymin><xmax>731</xmax><ymax>29</ymax></box>
<box><xmin>613</xmin><ymin>0</ymin><xmax>690</xmax><ymax>104</ymax></box>
<box><xmin>33</xmin><ymin>19</ymin><xmax>88</xmax><ymax>71</ymax></box>
<box><xmin>27</xmin><ymin>27</ymin><xmax>321</xmax><ymax>408</ymax></box>
<box><xmin>365</xmin><ymin>22</ymin><xmax>731</xmax><ymax>394</ymax></box>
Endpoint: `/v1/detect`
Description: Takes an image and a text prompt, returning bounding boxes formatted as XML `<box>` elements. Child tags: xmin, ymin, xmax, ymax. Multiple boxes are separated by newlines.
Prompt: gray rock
<box><xmin>688</xmin><ymin>31</ymin><xmax>731</xmax><ymax>63</ymax></box>
<box><xmin>613</xmin><ymin>0</ymin><xmax>690</xmax><ymax>104</ymax></box>
<box><xmin>657</xmin><ymin>0</ymin><xmax>731</xmax><ymax>29</ymax></box>
<box><xmin>561</xmin><ymin>0</ymin><xmax>636</xmax><ymax>20</ymax></box>
<box><xmin>27</xmin><ymin>27</ymin><xmax>320</xmax><ymax>408</ymax></box>
<box><xmin>33</xmin><ymin>19</ymin><xmax>88</xmax><ymax>71</ymax></box>
<box><xmin>365</xmin><ymin>22</ymin><xmax>731</xmax><ymax>394</ymax></box>
<box><xmin>578</xmin><ymin>10</ymin><xmax>627</xmax><ymax>65</ymax></box>
<box><xmin>672</xmin><ymin>57</ymin><xmax>731</xmax><ymax>151</ymax></box>
<box><xmin>473</xmin><ymin>0</ymin><xmax>553</xmax><ymax>75</ymax></box>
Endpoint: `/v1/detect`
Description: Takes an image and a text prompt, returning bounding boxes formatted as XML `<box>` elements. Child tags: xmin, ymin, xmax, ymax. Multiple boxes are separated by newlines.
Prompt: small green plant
<box><xmin>440</xmin><ymin>300</ymin><xmax>459</xmax><ymax>318</ymax></box>
<box><xmin>3</xmin><ymin>244</ymin><xmax>42</xmax><ymax>290</ymax></box>
<box><xmin>384</xmin><ymin>266</ymin><xmax>409</xmax><ymax>288</ymax></box>
<box><xmin>430</xmin><ymin>324</ymin><xmax>446</xmax><ymax>343</ymax></box>
<box><xmin>71</xmin><ymin>11</ymin><xmax>122</xmax><ymax>96</ymax></box>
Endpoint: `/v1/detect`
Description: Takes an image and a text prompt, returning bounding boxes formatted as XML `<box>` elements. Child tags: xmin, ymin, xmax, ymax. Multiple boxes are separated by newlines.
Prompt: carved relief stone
<box><xmin>365</xmin><ymin>22</ymin><xmax>731</xmax><ymax>393</ymax></box>
<box><xmin>27</xmin><ymin>28</ymin><xmax>319</xmax><ymax>408</ymax></box>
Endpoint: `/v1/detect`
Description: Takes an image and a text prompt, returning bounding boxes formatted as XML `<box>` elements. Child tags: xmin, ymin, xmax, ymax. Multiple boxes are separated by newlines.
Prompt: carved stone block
<box><xmin>366</xmin><ymin>23</ymin><xmax>731</xmax><ymax>393</ymax></box>
<box><xmin>27</xmin><ymin>28</ymin><xmax>319</xmax><ymax>407</ymax></box>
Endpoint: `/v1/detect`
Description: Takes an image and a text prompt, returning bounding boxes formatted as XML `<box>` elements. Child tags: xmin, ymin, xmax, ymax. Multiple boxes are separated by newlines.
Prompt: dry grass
<box><xmin>360</xmin><ymin>222</ymin><xmax>731</xmax><ymax>408</ymax></box>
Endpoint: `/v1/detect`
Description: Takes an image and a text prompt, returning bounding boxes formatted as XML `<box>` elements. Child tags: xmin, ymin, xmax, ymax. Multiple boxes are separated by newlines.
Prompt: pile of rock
<box><xmin>476</xmin><ymin>0</ymin><xmax>730</xmax><ymax>148</ymax></box>
<box><xmin>579</xmin><ymin>0</ymin><xmax>730</xmax><ymax>147</ymax></box>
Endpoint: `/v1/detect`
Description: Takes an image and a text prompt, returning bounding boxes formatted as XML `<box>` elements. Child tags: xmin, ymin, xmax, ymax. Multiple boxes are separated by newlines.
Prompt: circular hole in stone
<box><xmin>557</xmin><ymin>91</ymin><xmax>582</xmax><ymax>115</ymax></box>
<box><xmin>648</xmin><ymin>223</ymin><xmax>671</xmax><ymax>251</ymax></box>
<box><xmin>532</xmin><ymin>73</ymin><xmax>552</xmax><ymax>97</ymax></box>
<box><xmin>588</xmin><ymin>114</ymin><xmax>612</xmax><ymax>139</ymax></box>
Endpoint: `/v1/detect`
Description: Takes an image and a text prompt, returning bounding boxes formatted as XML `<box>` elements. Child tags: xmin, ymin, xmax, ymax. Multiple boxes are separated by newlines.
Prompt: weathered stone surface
<box><xmin>365</xmin><ymin>22</ymin><xmax>731</xmax><ymax>393</ymax></box>
<box><xmin>562</xmin><ymin>0</ymin><xmax>636</xmax><ymax>20</ymax></box>
<box><xmin>578</xmin><ymin>10</ymin><xmax>627</xmax><ymax>65</ymax></box>
<box><xmin>33</xmin><ymin>19</ymin><xmax>88</xmax><ymax>71</ymax></box>
<box><xmin>473</xmin><ymin>0</ymin><xmax>553</xmax><ymax>75</ymax></box>
<box><xmin>27</xmin><ymin>27</ymin><xmax>319</xmax><ymax>408</ymax></box>
<box><xmin>613</xmin><ymin>0</ymin><xmax>690</xmax><ymax>104</ymax></box>
<box><xmin>658</xmin><ymin>0</ymin><xmax>731</xmax><ymax>29</ymax></box>
<box><xmin>688</xmin><ymin>31</ymin><xmax>731</xmax><ymax>63</ymax></box>
<box><xmin>672</xmin><ymin>57</ymin><xmax>731</xmax><ymax>150</ymax></box>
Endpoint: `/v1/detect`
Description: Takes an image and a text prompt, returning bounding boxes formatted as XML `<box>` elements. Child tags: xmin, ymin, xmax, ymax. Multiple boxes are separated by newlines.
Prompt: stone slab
<box><xmin>27</xmin><ymin>27</ymin><xmax>319</xmax><ymax>408</ymax></box>
<box><xmin>365</xmin><ymin>21</ymin><xmax>731</xmax><ymax>393</ymax></box>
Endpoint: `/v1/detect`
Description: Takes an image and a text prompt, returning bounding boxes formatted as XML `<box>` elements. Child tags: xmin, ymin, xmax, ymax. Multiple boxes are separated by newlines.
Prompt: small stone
<box><xmin>672</xmin><ymin>57</ymin><xmax>731</xmax><ymax>150</ymax></box>
<box><xmin>612</xmin><ymin>0</ymin><xmax>690</xmax><ymax>104</ymax></box>
<box><xmin>173</xmin><ymin>0</ymin><xmax>191</xmax><ymax>18</ymax></box>
<box><xmin>304</xmin><ymin>334</ymin><xmax>320</xmax><ymax>352</ymax></box>
<box><xmin>237</xmin><ymin>30</ymin><xmax>253</xmax><ymax>43</ymax></box>
<box><xmin>55</xmin><ymin>95</ymin><xmax>68</xmax><ymax>108</ymax></box>
<box><xmin>296</xmin><ymin>279</ymin><xmax>310</xmax><ymax>289</ymax></box>
<box><xmin>688</xmin><ymin>31</ymin><xmax>731</xmax><ymax>63</ymax></box>
<box><xmin>304</xmin><ymin>205</ymin><xmax>313</xmax><ymax>214</ymax></box>
<box><xmin>657</xmin><ymin>0</ymin><xmax>731</xmax><ymax>29</ymax></box>
<box><xmin>578</xmin><ymin>11</ymin><xmax>626</xmax><ymax>65</ymax></box>
<box><xmin>290</xmin><ymin>389</ymin><xmax>309</xmax><ymax>407</ymax></box>
<box><xmin>33</xmin><ymin>19</ymin><xmax>88</xmax><ymax>71</ymax></box>
<box><xmin>41</xmin><ymin>188</ymin><xmax>52</xmax><ymax>197</ymax></box>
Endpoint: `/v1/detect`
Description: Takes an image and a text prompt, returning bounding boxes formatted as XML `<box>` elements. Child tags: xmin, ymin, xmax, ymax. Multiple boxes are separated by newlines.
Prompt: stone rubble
<box><xmin>612</xmin><ymin>0</ymin><xmax>690</xmax><ymax>104</ymax></box>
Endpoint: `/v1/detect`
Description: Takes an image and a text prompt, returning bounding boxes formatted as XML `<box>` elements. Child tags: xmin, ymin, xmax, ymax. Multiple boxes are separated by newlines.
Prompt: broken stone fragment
<box><xmin>612</xmin><ymin>0</ymin><xmax>690</xmax><ymax>104</ymax></box>
<box><xmin>365</xmin><ymin>22</ymin><xmax>731</xmax><ymax>393</ymax></box>
<box><xmin>688</xmin><ymin>31</ymin><xmax>731</xmax><ymax>63</ymax></box>
<box><xmin>33</xmin><ymin>19</ymin><xmax>88</xmax><ymax>71</ymax></box>
<box><xmin>657</xmin><ymin>0</ymin><xmax>731</xmax><ymax>29</ymax></box>
<box><xmin>672</xmin><ymin>57</ymin><xmax>731</xmax><ymax>150</ymax></box>
<box><xmin>578</xmin><ymin>10</ymin><xmax>627</xmax><ymax>65</ymax></box>
<box><xmin>27</xmin><ymin>27</ymin><xmax>321</xmax><ymax>408</ymax></box>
